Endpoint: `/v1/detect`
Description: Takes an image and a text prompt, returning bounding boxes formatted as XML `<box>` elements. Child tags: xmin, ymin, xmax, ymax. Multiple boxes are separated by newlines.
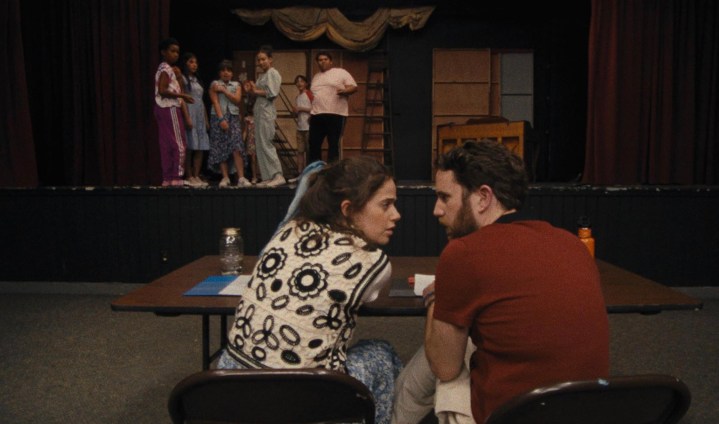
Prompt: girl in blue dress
<box><xmin>180</xmin><ymin>52</ymin><xmax>210</xmax><ymax>187</ymax></box>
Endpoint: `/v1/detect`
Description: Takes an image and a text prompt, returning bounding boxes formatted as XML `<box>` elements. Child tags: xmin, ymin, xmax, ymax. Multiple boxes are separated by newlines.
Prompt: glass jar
<box><xmin>219</xmin><ymin>227</ymin><xmax>244</xmax><ymax>274</ymax></box>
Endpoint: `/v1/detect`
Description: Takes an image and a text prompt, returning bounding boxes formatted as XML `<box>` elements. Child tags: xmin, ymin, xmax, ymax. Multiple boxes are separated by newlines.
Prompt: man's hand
<box><xmin>337</xmin><ymin>84</ymin><xmax>357</xmax><ymax>97</ymax></box>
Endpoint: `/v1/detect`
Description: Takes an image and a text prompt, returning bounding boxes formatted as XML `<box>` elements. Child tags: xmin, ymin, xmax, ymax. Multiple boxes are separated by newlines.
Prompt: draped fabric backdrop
<box><xmin>2</xmin><ymin>0</ymin><xmax>170</xmax><ymax>187</ymax></box>
<box><xmin>232</xmin><ymin>7</ymin><xmax>435</xmax><ymax>52</ymax></box>
<box><xmin>584</xmin><ymin>0</ymin><xmax>719</xmax><ymax>184</ymax></box>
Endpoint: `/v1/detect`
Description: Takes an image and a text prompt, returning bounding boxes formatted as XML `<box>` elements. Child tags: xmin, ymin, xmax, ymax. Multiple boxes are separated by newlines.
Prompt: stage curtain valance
<box><xmin>232</xmin><ymin>6</ymin><xmax>435</xmax><ymax>52</ymax></box>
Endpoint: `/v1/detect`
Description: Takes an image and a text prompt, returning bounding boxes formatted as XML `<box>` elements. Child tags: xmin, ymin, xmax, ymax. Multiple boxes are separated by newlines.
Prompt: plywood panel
<box><xmin>341</xmin><ymin>51</ymin><xmax>369</xmax><ymax>82</ymax></box>
<box><xmin>432</xmin><ymin>48</ymin><xmax>494</xmax><ymax>176</ymax></box>
<box><xmin>491</xmin><ymin>85</ymin><xmax>502</xmax><ymax>116</ymax></box>
<box><xmin>434</xmin><ymin>84</ymin><xmax>490</xmax><ymax>115</ymax></box>
<box><xmin>490</xmin><ymin>52</ymin><xmax>502</xmax><ymax>115</ymax></box>
<box><xmin>343</xmin><ymin>118</ymin><xmax>365</xmax><ymax>148</ymax></box>
<box><xmin>272</xmin><ymin>51</ymin><xmax>308</xmax><ymax>84</ymax></box>
<box><xmin>349</xmin><ymin>86</ymin><xmax>367</xmax><ymax>114</ymax></box>
<box><xmin>434</xmin><ymin>49</ymin><xmax>491</xmax><ymax>82</ymax></box>
<box><xmin>348</xmin><ymin>87</ymin><xmax>367</xmax><ymax>117</ymax></box>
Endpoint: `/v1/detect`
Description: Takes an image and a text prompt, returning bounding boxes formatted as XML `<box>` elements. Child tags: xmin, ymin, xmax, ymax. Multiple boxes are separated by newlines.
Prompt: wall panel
<box><xmin>1</xmin><ymin>186</ymin><xmax>717</xmax><ymax>286</ymax></box>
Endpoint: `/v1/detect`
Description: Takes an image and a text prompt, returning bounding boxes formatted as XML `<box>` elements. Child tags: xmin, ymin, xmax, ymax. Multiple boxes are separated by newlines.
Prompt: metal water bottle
<box><xmin>219</xmin><ymin>227</ymin><xmax>243</xmax><ymax>274</ymax></box>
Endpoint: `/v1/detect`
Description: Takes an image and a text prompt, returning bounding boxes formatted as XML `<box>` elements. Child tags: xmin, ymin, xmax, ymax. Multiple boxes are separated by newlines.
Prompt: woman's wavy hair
<box><xmin>295</xmin><ymin>156</ymin><xmax>393</xmax><ymax>238</ymax></box>
<box><xmin>436</xmin><ymin>139</ymin><xmax>528</xmax><ymax>210</ymax></box>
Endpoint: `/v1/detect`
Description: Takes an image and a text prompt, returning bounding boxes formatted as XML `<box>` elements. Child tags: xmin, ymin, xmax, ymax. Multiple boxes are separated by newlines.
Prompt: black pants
<box><xmin>308</xmin><ymin>113</ymin><xmax>346</xmax><ymax>163</ymax></box>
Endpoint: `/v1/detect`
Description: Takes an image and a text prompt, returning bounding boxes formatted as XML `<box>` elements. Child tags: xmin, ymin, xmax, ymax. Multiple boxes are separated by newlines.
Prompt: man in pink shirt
<box><xmin>308</xmin><ymin>51</ymin><xmax>357</xmax><ymax>163</ymax></box>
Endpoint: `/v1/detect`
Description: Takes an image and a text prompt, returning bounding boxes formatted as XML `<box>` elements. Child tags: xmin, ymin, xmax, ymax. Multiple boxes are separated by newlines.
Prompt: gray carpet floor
<box><xmin>0</xmin><ymin>283</ymin><xmax>716</xmax><ymax>424</ymax></box>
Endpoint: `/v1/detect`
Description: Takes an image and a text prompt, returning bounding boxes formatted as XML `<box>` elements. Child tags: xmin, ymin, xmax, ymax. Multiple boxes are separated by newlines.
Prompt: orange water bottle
<box><xmin>577</xmin><ymin>216</ymin><xmax>595</xmax><ymax>257</ymax></box>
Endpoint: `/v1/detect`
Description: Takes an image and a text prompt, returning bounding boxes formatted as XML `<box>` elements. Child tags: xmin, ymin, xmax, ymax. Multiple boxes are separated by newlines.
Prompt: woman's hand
<box><xmin>220</xmin><ymin>120</ymin><xmax>229</xmax><ymax>131</ymax></box>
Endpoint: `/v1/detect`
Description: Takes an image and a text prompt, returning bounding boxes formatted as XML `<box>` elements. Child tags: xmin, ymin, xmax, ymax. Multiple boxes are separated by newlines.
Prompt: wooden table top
<box><xmin>111</xmin><ymin>255</ymin><xmax>703</xmax><ymax>316</ymax></box>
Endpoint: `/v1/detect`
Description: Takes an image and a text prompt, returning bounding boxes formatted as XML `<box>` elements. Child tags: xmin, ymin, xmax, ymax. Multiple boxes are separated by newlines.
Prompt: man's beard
<box><xmin>445</xmin><ymin>198</ymin><xmax>477</xmax><ymax>239</ymax></box>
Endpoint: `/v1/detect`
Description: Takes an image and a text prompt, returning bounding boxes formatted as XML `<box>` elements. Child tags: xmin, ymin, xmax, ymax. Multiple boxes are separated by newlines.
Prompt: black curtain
<box><xmin>2</xmin><ymin>0</ymin><xmax>170</xmax><ymax>187</ymax></box>
<box><xmin>584</xmin><ymin>0</ymin><xmax>719</xmax><ymax>184</ymax></box>
<box><xmin>0</xmin><ymin>0</ymin><xmax>38</xmax><ymax>187</ymax></box>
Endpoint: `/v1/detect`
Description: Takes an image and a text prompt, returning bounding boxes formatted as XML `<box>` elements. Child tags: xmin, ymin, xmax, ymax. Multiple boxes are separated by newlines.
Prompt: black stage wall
<box><xmin>2</xmin><ymin>185</ymin><xmax>717</xmax><ymax>287</ymax></box>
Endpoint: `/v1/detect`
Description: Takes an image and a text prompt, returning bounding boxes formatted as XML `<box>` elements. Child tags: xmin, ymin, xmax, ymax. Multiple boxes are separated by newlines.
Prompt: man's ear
<box><xmin>340</xmin><ymin>199</ymin><xmax>352</xmax><ymax>218</ymax></box>
<box><xmin>473</xmin><ymin>185</ymin><xmax>494</xmax><ymax>212</ymax></box>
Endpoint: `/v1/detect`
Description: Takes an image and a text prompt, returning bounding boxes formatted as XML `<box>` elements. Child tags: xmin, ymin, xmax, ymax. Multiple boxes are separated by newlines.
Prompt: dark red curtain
<box><xmin>584</xmin><ymin>0</ymin><xmax>719</xmax><ymax>184</ymax></box>
<box><xmin>6</xmin><ymin>0</ymin><xmax>170</xmax><ymax>187</ymax></box>
<box><xmin>0</xmin><ymin>0</ymin><xmax>38</xmax><ymax>187</ymax></box>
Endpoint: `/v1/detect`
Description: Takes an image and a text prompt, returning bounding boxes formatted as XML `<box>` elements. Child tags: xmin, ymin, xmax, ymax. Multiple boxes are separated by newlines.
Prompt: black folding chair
<box><xmin>168</xmin><ymin>368</ymin><xmax>375</xmax><ymax>424</ymax></box>
<box><xmin>485</xmin><ymin>374</ymin><xmax>691</xmax><ymax>424</ymax></box>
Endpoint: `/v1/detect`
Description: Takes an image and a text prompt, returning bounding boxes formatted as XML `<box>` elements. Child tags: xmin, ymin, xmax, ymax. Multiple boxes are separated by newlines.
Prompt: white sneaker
<box><xmin>265</xmin><ymin>174</ymin><xmax>286</xmax><ymax>187</ymax></box>
<box><xmin>237</xmin><ymin>177</ymin><xmax>252</xmax><ymax>187</ymax></box>
<box><xmin>287</xmin><ymin>177</ymin><xmax>299</xmax><ymax>184</ymax></box>
<box><xmin>219</xmin><ymin>177</ymin><xmax>231</xmax><ymax>188</ymax></box>
<box><xmin>191</xmin><ymin>177</ymin><xmax>209</xmax><ymax>187</ymax></box>
<box><xmin>185</xmin><ymin>177</ymin><xmax>205</xmax><ymax>188</ymax></box>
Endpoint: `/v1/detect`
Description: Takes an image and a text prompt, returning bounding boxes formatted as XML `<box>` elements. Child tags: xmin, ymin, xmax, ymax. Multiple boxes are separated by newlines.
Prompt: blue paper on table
<box><xmin>184</xmin><ymin>275</ymin><xmax>238</xmax><ymax>296</ymax></box>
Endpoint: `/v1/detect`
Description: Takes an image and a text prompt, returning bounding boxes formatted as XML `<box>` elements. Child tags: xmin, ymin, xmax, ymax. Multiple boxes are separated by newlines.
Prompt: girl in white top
<box><xmin>154</xmin><ymin>38</ymin><xmax>194</xmax><ymax>186</ymax></box>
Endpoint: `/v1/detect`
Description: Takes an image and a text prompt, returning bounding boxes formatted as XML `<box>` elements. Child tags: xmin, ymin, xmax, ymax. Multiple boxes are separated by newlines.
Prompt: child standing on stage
<box><xmin>242</xmin><ymin>79</ymin><xmax>259</xmax><ymax>184</ymax></box>
<box><xmin>292</xmin><ymin>75</ymin><xmax>313</xmax><ymax>175</ymax></box>
<box><xmin>154</xmin><ymin>38</ymin><xmax>194</xmax><ymax>187</ymax></box>
<box><xmin>180</xmin><ymin>52</ymin><xmax>210</xmax><ymax>187</ymax></box>
<box><xmin>208</xmin><ymin>60</ymin><xmax>251</xmax><ymax>187</ymax></box>
<box><xmin>248</xmin><ymin>45</ymin><xmax>285</xmax><ymax>187</ymax></box>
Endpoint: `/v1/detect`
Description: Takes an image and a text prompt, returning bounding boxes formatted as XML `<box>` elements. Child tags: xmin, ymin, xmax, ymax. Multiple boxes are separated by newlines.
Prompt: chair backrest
<box><xmin>168</xmin><ymin>368</ymin><xmax>375</xmax><ymax>424</ymax></box>
<box><xmin>485</xmin><ymin>374</ymin><xmax>691</xmax><ymax>424</ymax></box>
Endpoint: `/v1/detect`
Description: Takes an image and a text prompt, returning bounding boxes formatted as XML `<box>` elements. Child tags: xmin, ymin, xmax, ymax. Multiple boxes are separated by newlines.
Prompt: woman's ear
<box><xmin>340</xmin><ymin>199</ymin><xmax>352</xmax><ymax>218</ymax></box>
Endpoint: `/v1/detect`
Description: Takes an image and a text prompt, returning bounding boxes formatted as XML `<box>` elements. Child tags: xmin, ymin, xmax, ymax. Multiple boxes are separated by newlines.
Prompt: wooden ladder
<box><xmin>361</xmin><ymin>51</ymin><xmax>394</xmax><ymax>169</ymax></box>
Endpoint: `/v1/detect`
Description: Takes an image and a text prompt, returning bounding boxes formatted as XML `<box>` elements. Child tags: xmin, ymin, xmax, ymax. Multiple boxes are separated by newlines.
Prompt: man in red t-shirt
<box><xmin>392</xmin><ymin>140</ymin><xmax>609</xmax><ymax>424</ymax></box>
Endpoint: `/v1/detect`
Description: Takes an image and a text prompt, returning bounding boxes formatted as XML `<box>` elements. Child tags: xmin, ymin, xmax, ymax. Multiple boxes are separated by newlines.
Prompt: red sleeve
<box><xmin>433</xmin><ymin>239</ymin><xmax>477</xmax><ymax>328</ymax></box>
